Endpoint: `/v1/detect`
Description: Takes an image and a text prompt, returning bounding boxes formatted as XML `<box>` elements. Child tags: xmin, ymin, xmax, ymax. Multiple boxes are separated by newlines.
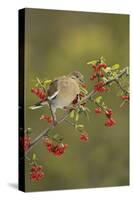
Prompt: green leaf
<box><xmin>27</xmin><ymin>128</ymin><xmax>32</xmax><ymax>134</ymax></box>
<box><xmin>70</xmin><ymin>110</ymin><xmax>75</xmax><ymax>118</ymax></box>
<box><xmin>111</xmin><ymin>64</ymin><xmax>120</xmax><ymax>70</ymax></box>
<box><xmin>84</xmin><ymin>110</ymin><xmax>90</xmax><ymax>121</ymax></box>
<box><xmin>87</xmin><ymin>60</ymin><xmax>97</xmax><ymax>65</ymax></box>
<box><xmin>95</xmin><ymin>96</ymin><xmax>102</xmax><ymax>103</ymax></box>
<box><xmin>76</xmin><ymin>124</ymin><xmax>84</xmax><ymax>128</ymax></box>
<box><xmin>99</xmin><ymin>56</ymin><xmax>106</xmax><ymax>63</ymax></box>
<box><xmin>44</xmin><ymin>80</ymin><xmax>52</xmax><ymax>85</ymax></box>
<box><xmin>120</xmin><ymin>100</ymin><xmax>126</xmax><ymax>108</ymax></box>
<box><xmin>53</xmin><ymin>134</ymin><xmax>59</xmax><ymax>139</ymax></box>
<box><xmin>75</xmin><ymin>112</ymin><xmax>79</xmax><ymax>121</ymax></box>
<box><xmin>32</xmin><ymin>153</ymin><xmax>36</xmax><ymax>161</ymax></box>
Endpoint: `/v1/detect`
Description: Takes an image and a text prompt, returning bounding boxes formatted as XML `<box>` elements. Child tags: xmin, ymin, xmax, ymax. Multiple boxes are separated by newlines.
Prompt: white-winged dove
<box><xmin>30</xmin><ymin>71</ymin><xmax>84</xmax><ymax>124</ymax></box>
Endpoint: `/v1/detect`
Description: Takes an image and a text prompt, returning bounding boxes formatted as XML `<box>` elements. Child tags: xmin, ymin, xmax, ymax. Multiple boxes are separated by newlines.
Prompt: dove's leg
<box><xmin>48</xmin><ymin>102</ymin><xmax>57</xmax><ymax>126</ymax></box>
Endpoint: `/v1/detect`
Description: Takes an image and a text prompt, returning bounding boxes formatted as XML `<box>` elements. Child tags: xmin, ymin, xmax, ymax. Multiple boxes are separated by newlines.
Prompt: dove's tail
<box><xmin>29</xmin><ymin>100</ymin><xmax>48</xmax><ymax>110</ymax></box>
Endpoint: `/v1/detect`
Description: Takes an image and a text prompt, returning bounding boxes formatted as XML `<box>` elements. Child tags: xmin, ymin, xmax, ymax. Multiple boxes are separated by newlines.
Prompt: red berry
<box><xmin>94</xmin><ymin>81</ymin><xmax>106</xmax><ymax>92</ymax></box>
<box><xmin>95</xmin><ymin>107</ymin><xmax>102</xmax><ymax>113</ymax></box>
<box><xmin>20</xmin><ymin>135</ymin><xmax>31</xmax><ymax>152</ymax></box>
<box><xmin>31</xmin><ymin>88</ymin><xmax>46</xmax><ymax>100</ymax></box>
<box><xmin>105</xmin><ymin>108</ymin><xmax>113</xmax><ymax>117</ymax></box>
<box><xmin>80</xmin><ymin>133</ymin><xmax>89</xmax><ymax>141</ymax></box>
<box><xmin>99</xmin><ymin>72</ymin><xmax>104</xmax><ymax>77</ymax></box>
<box><xmin>44</xmin><ymin>140</ymin><xmax>68</xmax><ymax>157</ymax></box>
<box><xmin>121</xmin><ymin>95</ymin><xmax>129</xmax><ymax>100</ymax></box>
<box><xmin>98</xmin><ymin>63</ymin><xmax>107</xmax><ymax>69</ymax></box>
<box><xmin>30</xmin><ymin>165</ymin><xmax>45</xmax><ymax>181</ymax></box>
<box><xmin>105</xmin><ymin>118</ymin><xmax>116</xmax><ymax>127</ymax></box>
<box><xmin>40</xmin><ymin>115</ymin><xmax>53</xmax><ymax>123</ymax></box>
<box><xmin>90</xmin><ymin>74</ymin><xmax>97</xmax><ymax>80</ymax></box>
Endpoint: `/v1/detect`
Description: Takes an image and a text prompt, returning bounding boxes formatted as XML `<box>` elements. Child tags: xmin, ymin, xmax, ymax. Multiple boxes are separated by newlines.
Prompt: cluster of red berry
<box><xmin>105</xmin><ymin>108</ymin><xmax>116</xmax><ymax>127</ymax></box>
<box><xmin>90</xmin><ymin>63</ymin><xmax>107</xmax><ymax>81</ymax></box>
<box><xmin>89</xmin><ymin>63</ymin><xmax>108</xmax><ymax>92</ymax></box>
<box><xmin>95</xmin><ymin>107</ymin><xmax>116</xmax><ymax>127</ymax></box>
<box><xmin>20</xmin><ymin>135</ymin><xmax>31</xmax><ymax>152</ymax></box>
<box><xmin>31</xmin><ymin>87</ymin><xmax>46</xmax><ymax>100</ymax></box>
<box><xmin>80</xmin><ymin>133</ymin><xmax>89</xmax><ymax>141</ymax></box>
<box><xmin>94</xmin><ymin>81</ymin><xmax>107</xmax><ymax>92</ymax></box>
<box><xmin>30</xmin><ymin>165</ymin><xmax>45</xmax><ymax>181</ymax></box>
<box><xmin>40</xmin><ymin>114</ymin><xmax>53</xmax><ymax>123</ymax></box>
<box><xmin>43</xmin><ymin>137</ymin><xmax>68</xmax><ymax>157</ymax></box>
<box><xmin>121</xmin><ymin>95</ymin><xmax>129</xmax><ymax>101</ymax></box>
<box><xmin>95</xmin><ymin>107</ymin><xmax>102</xmax><ymax>113</ymax></box>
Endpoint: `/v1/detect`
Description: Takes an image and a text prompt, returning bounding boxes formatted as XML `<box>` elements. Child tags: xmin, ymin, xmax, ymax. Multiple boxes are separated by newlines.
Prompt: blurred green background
<box><xmin>24</xmin><ymin>8</ymin><xmax>129</xmax><ymax>192</ymax></box>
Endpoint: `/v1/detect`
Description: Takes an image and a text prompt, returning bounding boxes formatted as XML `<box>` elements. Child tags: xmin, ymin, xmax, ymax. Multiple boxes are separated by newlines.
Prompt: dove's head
<box><xmin>69</xmin><ymin>71</ymin><xmax>84</xmax><ymax>83</ymax></box>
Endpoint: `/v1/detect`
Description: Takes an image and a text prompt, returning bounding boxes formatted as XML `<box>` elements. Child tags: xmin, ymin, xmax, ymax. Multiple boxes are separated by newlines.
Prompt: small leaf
<box><xmin>32</xmin><ymin>153</ymin><xmax>36</xmax><ymax>161</ymax></box>
<box><xmin>95</xmin><ymin>96</ymin><xmax>102</xmax><ymax>104</ymax></box>
<box><xmin>87</xmin><ymin>60</ymin><xmax>97</xmax><ymax>65</ymax></box>
<box><xmin>111</xmin><ymin>64</ymin><xmax>120</xmax><ymax>70</ymax></box>
<box><xmin>120</xmin><ymin>100</ymin><xmax>126</xmax><ymax>108</ymax></box>
<box><xmin>75</xmin><ymin>112</ymin><xmax>79</xmax><ymax>121</ymax></box>
<box><xmin>53</xmin><ymin>134</ymin><xmax>59</xmax><ymax>139</ymax></box>
<box><xmin>76</xmin><ymin>124</ymin><xmax>84</xmax><ymax>128</ymax></box>
<box><xmin>27</xmin><ymin>128</ymin><xmax>32</xmax><ymax>134</ymax></box>
<box><xmin>84</xmin><ymin>110</ymin><xmax>90</xmax><ymax>121</ymax></box>
<box><xmin>99</xmin><ymin>56</ymin><xmax>106</xmax><ymax>63</ymax></box>
<box><xmin>70</xmin><ymin>110</ymin><xmax>75</xmax><ymax>118</ymax></box>
<box><xmin>44</xmin><ymin>80</ymin><xmax>52</xmax><ymax>85</ymax></box>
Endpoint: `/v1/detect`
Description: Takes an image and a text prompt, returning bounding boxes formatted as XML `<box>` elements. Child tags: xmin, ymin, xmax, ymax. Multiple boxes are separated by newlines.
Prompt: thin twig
<box><xmin>114</xmin><ymin>79</ymin><xmax>129</xmax><ymax>95</ymax></box>
<box><xmin>64</xmin><ymin>119</ymin><xmax>76</xmax><ymax>127</ymax></box>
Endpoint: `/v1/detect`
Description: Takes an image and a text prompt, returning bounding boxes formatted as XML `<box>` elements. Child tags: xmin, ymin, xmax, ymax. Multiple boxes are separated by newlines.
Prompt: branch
<box><xmin>26</xmin><ymin>67</ymin><xmax>128</xmax><ymax>154</ymax></box>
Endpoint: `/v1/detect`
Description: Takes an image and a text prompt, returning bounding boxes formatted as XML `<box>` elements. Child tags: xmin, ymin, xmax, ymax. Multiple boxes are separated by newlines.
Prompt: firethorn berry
<box><xmin>30</xmin><ymin>165</ymin><xmax>44</xmax><ymax>181</ymax></box>
<box><xmin>97</xmin><ymin>63</ymin><xmax>107</xmax><ymax>69</ymax></box>
<box><xmin>40</xmin><ymin>115</ymin><xmax>53</xmax><ymax>123</ymax></box>
<box><xmin>92</xmin><ymin>63</ymin><xmax>107</xmax><ymax>72</ymax></box>
<box><xmin>99</xmin><ymin>72</ymin><xmax>104</xmax><ymax>77</ymax></box>
<box><xmin>121</xmin><ymin>95</ymin><xmax>129</xmax><ymax>100</ymax></box>
<box><xmin>94</xmin><ymin>81</ymin><xmax>106</xmax><ymax>92</ymax></box>
<box><xmin>95</xmin><ymin>107</ymin><xmax>102</xmax><ymax>113</ymax></box>
<box><xmin>31</xmin><ymin>88</ymin><xmax>46</xmax><ymax>100</ymax></box>
<box><xmin>105</xmin><ymin>118</ymin><xmax>116</xmax><ymax>127</ymax></box>
<box><xmin>80</xmin><ymin>133</ymin><xmax>89</xmax><ymax>141</ymax></box>
<box><xmin>105</xmin><ymin>108</ymin><xmax>113</xmax><ymax>118</ymax></box>
<box><xmin>43</xmin><ymin>138</ymin><xmax>68</xmax><ymax>157</ymax></box>
<box><xmin>53</xmin><ymin>144</ymin><xmax>68</xmax><ymax>157</ymax></box>
<box><xmin>20</xmin><ymin>135</ymin><xmax>31</xmax><ymax>152</ymax></box>
<box><xmin>90</xmin><ymin>74</ymin><xmax>97</xmax><ymax>80</ymax></box>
